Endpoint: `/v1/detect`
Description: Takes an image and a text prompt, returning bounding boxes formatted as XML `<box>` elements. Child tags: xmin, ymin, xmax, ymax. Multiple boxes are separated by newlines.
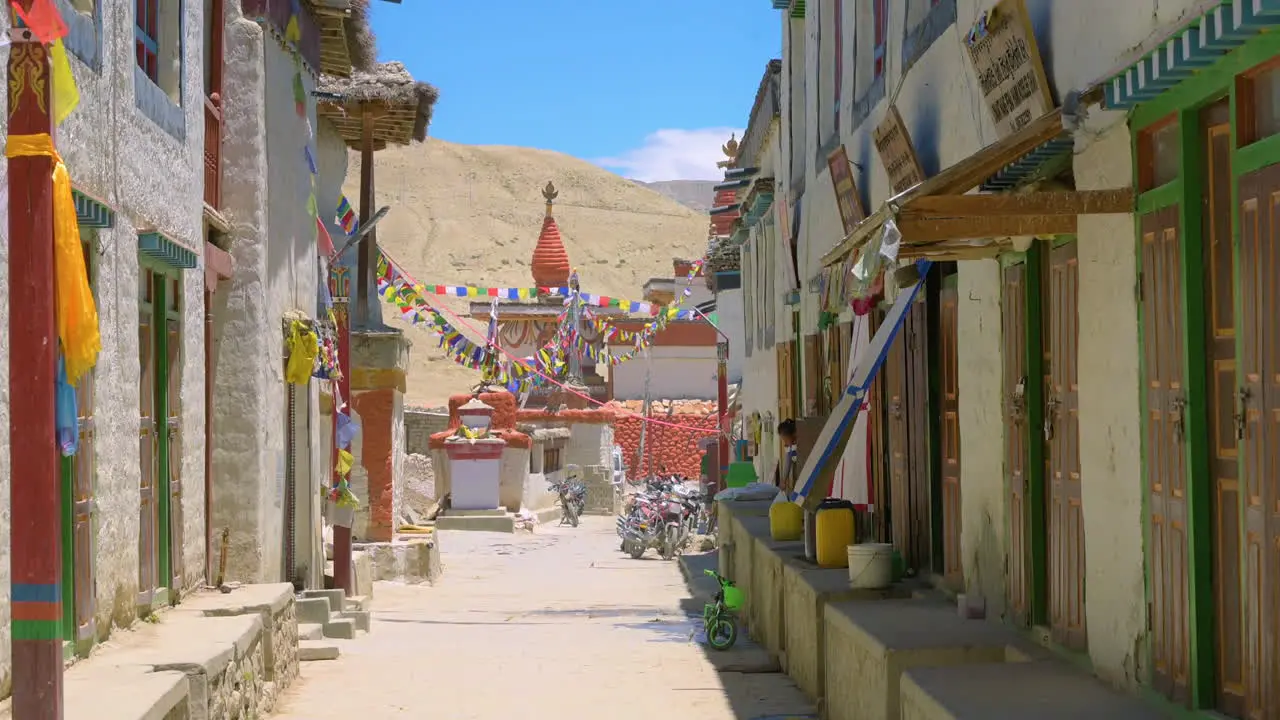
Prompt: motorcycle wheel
<box><xmin>706</xmin><ymin>613</ymin><xmax>738</xmax><ymax>651</ymax></box>
<box><xmin>566</xmin><ymin>503</ymin><xmax>580</xmax><ymax>527</ymax></box>
<box><xmin>628</xmin><ymin>540</ymin><xmax>646</xmax><ymax>560</ymax></box>
<box><xmin>660</xmin><ymin>525</ymin><xmax>679</xmax><ymax>561</ymax></box>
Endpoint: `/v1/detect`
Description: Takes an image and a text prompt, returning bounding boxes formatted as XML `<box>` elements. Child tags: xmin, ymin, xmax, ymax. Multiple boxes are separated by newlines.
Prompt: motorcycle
<box><xmin>619</xmin><ymin>497</ymin><xmax>680</xmax><ymax>560</ymax></box>
<box><xmin>548</xmin><ymin>476</ymin><xmax>586</xmax><ymax>527</ymax></box>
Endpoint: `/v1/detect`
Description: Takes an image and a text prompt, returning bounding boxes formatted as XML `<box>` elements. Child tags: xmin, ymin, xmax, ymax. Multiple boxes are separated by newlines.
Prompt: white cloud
<box><xmin>595</xmin><ymin>127</ymin><xmax>745</xmax><ymax>182</ymax></box>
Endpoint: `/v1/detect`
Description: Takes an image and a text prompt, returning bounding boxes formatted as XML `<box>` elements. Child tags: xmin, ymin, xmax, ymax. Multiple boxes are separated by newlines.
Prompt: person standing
<box><xmin>775</xmin><ymin>418</ymin><xmax>798</xmax><ymax>495</ymax></box>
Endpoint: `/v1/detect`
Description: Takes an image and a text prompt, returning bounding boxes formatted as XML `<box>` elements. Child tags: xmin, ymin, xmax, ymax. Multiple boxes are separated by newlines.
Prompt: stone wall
<box><xmin>404</xmin><ymin>409</ymin><xmax>449</xmax><ymax>455</ymax></box>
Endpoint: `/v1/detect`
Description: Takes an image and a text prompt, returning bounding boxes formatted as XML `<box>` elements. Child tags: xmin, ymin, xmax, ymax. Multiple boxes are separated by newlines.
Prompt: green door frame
<box><xmin>1130</xmin><ymin>27</ymin><xmax>1280</xmax><ymax>710</ymax></box>
<box><xmin>60</xmin><ymin>233</ymin><xmax>95</xmax><ymax>656</ymax></box>
<box><xmin>999</xmin><ymin>246</ymin><xmax>1049</xmax><ymax>628</ymax></box>
<box><xmin>140</xmin><ymin>256</ymin><xmax>183</xmax><ymax>601</ymax></box>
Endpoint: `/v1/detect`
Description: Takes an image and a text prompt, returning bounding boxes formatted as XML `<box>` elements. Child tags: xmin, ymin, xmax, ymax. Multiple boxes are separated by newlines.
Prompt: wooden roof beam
<box><xmin>903</xmin><ymin>188</ymin><xmax>1134</xmax><ymax>218</ymax></box>
<box><xmin>897</xmin><ymin>214</ymin><xmax>1077</xmax><ymax>244</ymax></box>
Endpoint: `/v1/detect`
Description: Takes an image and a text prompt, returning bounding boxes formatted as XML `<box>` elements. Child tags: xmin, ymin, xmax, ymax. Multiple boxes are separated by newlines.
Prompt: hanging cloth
<box><xmin>55</xmin><ymin>352</ymin><xmax>79</xmax><ymax>457</ymax></box>
<box><xmin>285</xmin><ymin>320</ymin><xmax>319</xmax><ymax>385</ymax></box>
<box><xmin>6</xmin><ymin>134</ymin><xmax>101</xmax><ymax>385</ymax></box>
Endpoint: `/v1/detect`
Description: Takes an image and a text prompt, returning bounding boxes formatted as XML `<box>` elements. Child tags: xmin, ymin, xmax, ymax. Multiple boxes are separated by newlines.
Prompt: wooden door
<box><xmin>138</xmin><ymin>275</ymin><xmax>158</xmax><ymax>607</ymax></box>
<box><xmin>777</xmin><ymin>341</ymin><xmax>795</xmax><ymax>422</ymax></box>
<box><xmin>939</xmin><ymin>279</ymin><xmax>962</xmax><ymax>586</ymax></box>
<box><xmin>72</xmin><ymin>362</ymin><xmax>96</xmax><ymax>641</ymax></box>
<box><xmin>1141</xmin><ymin>206</ymin><xmax>1192</xmax><ymax>703</ymax></box>
<box><xmin>1238</xmin><ymin>162</ymin><xmax>1280</xmax><ymax>719</ymax></box>
<box><xmin>804</xmin><ymin>334</ymin><xmax>821</xmax><ymax>417</ymax></box>
<box><xmin>166</xmin><ymin>317</ymin><xmax>183</xmax><ymax>595</ymax></box>
<box><xmin>1003</xmin><ymin>262</ymin><xmax>1033</xmax><ymax>626</ymax></box>
<box><xmin>887</xmin><ymin>298</ymin><xmax>930</xmax><ymax>572</ymax></box>
<box><xmin>867</xmin><ymin>307</ymin><xmax>891</xmax><ymax>543</ymax></box>
<box><xmin>1045</xmin><ymin>241</ymin><xmax>1086</xmax><ymax>651</ymax></box>
<box><xmin>1202</xmin><ymin>101</ymin><xmax>1245</xmax><ymax>716</ymax></box>
<box><xmin>905</xmin><ymin>298</ymin><xmax>932</xmax><ymax>573</ymax></box>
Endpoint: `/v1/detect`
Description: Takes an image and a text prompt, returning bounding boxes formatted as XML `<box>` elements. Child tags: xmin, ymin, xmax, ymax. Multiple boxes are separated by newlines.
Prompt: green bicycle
<box><xmin>702</xmin><ymin>569</ymin><xmax>743</xmax><ymax>651</ymax></box>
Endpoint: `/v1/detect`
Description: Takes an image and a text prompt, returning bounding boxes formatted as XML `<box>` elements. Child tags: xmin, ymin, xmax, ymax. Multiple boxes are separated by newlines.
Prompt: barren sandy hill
<box><xmin>347</xmin><ymin>138</ymin><xmax>711</xmax><ymax>406</ymax></box>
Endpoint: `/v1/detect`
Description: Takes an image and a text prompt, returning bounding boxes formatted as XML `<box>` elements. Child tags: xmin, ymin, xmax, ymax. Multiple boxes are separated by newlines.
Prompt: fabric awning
<box><xmin>820</xmin><ymin>108</ymin><xmax>1134</xmax><ymax>266</ymax></box>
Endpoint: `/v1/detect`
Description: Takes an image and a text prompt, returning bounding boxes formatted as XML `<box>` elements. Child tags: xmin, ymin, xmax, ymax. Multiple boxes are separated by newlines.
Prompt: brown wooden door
<box><xmin>1238</xmin><ymin>162</ymin><xmax>1280</xmax><ymax>719</ymax></box>
<box><xmin>1003</xmin><ymin>262</ymin><xmax>1032</xmax><ymax>626</ymax></box>
<box><xmin>940</xmin><ymin>281</ymin><xmax>962</xmax><ymax>585</ymax></box>
<box><xmin>1202</xmin><ymin>101</ymin><xmax>1245</xmax><ymax>717</ymax></box>
<box><xmin>887</xmin><ymin>298</ymin><xmax>931</xmax><ymax>573</ymax></box>
<box><xmin>167</xmin><ymin>318</ymin><xmax>183</xmax><ymax>595</ymax></box>
<box><xmin>1141</xmin><ymin>206</ymin><xmax>1192</xmax><ymax>703</ymax></box>
<box><xmin>1045</xmin><ymin>241</ymin><xmax>1086</xmax><ymax>651</ymax></box>
<box><xmin>138</xmin><ymin>302</ymin><xmax>158</xmax><ymax>607</ymax></box>
<box><xmin>867</xmin><ymin>307</ymin><xmax>891</xmax><ymax>543</ymax></box>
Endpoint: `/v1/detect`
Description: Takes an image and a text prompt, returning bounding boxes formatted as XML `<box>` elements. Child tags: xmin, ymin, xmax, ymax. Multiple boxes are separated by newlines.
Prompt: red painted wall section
<box><xmin>352</xmin><ymin>388</ymin><xmax>395</xmax><ymax>542</ymax></box>
<box><xmin>614</xmin><ymin>414</ymin><xmax>716</xmax><ymax>480</ymax></box>
<box><xmin>427</xmin><ymin>391</ymin><xmax>532</xmax><ymax>449</ymax></box>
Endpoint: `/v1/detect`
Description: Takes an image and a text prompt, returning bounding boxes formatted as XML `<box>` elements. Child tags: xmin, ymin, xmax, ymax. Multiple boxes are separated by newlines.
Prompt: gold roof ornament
<box><xmin>542</xmin><ymin>180</ymin><xmax>559</xmax><ymax>213</ymax></box>
<box><xmin>717</xmin><ymin>134</ymin><xmax>739</xmax><ymax>169</ymax></box>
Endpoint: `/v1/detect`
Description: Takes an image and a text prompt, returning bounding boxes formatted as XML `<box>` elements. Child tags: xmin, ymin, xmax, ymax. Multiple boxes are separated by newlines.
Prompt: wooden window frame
<box><xmin>1235</xmin><ymin>55</ymin><xmax>1280</xmax><ymax>148</ymax></box>
<box><xmin>135</xmin><ymin>0</ymin><xmax>160</xmax><ymax>81</ymax></box>
<box><xmin>1137</xmin><ymin>113</ymin><xmax>1179</xmax><ymax>193</ymax></box>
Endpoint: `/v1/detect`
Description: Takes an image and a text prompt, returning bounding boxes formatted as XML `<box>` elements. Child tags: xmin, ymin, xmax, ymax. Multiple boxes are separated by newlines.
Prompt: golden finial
<box><xmin>542</xmin><ymin>181</ymin><xmax>558</xmax><ymax>215</ymax></box>
<box><xmin>717</xmin><ymin>134</ymin><xmax>739</xmax><ymax>169</ymax></box>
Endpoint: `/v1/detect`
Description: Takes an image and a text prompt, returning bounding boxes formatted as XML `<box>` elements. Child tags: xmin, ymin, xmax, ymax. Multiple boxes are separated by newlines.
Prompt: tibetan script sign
<box><xmin>873</xmin><ymin>106</ymin><xmax>927</xmax><ymax>195</ymax></box>
<box><xmin>963</xmin><ymin>0</ymin><xmax>1053</xmax><ymax>138</ymax></box>
<box><xmin>827</xmin><ymin>145</ymin><xmax>866</xmax><ymax>237</ymax></box>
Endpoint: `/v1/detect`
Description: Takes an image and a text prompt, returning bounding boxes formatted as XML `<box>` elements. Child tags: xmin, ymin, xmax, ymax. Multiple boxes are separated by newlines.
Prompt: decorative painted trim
<box><xmin>72</xmin><ymin>189</ymin><xmax>114</xmax><ymax>229</ymax></box>
<box><xmin>710</xmin><ymin>204</ymin><xmax>742</xmax><ymax>216</ymax></box>
<box><xmin>724</xmin><ymin>167</ymin><xmax>760</xmax><ymax>180</ymax></box>
<box><xmin>789</xmin><ymin>0</ymin><xmax>805</xmax><ymax>18</ymax></box>
<box><xmin>138</xmin><ymin>231</ymin><xmax>198</xmax><ymax>270</ymax></box>
<box><xmin>744</xmin><ymin>190</ymin><xmax>776</xmax><ymax>227</ymax></box>
<box><xmin>1103</xmin><ymin>1</ymin><xmax>1280</xmax><ymax>110</ymax></box>
<box><xmin>979</xmin><ymin>135</ymin><xmax>1075</xmax><ymax>191</ymax></box>
<box><xmin>714</xmin><ymin>178</ymin><xmax>751</xmax><ymax>192</ymax></box>
<box><xmin>902</xmin><ymin>0</ymin><xmax>956</xmax><ymax>71</ymax></box>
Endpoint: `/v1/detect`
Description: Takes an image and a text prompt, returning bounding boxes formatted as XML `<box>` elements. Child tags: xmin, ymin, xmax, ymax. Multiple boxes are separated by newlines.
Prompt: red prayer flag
<box><xmin>12</xmin><ymin>0</ymin><xmax>68</xmax><ymax>44</ymax></box>
<box><xmin>316</xmin><ymin>217</ymin><xmax>336</xmax><ymax>256</ymax></box>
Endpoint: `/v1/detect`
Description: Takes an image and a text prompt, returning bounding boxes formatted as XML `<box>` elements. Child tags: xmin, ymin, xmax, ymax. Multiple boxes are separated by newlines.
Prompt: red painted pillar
<box><xmin>333</xmin><ymin>301</ymin><xmax>353</xmax><ymax>595</ymax></box>
<box><xmin>7</xmin><ymin>26</ymin><xmax>65</xmax><ymax>719</ymax></box>
<box><xmin>716</xmin><ymin>341</ymin><xmax>729</xmax><ymax>493</ymax></box>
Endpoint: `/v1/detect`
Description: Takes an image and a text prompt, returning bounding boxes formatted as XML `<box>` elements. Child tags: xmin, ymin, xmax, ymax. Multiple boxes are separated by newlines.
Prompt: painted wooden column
<box><xmin>717</xmin><ymin>341</ymin><xmax>729</xmax><ymax>491</ymax></box>
<box><xmin>7</xmin><ymin>25</ymin><xmax>65</xmax><ymax>719</ymax></box>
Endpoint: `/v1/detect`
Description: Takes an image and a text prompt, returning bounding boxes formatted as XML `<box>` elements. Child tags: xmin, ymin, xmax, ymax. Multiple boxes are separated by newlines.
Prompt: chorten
<box><xmin>531</xmin><ymin>182</ymin><xmax>572</xmax><ymax>288</ymax></box>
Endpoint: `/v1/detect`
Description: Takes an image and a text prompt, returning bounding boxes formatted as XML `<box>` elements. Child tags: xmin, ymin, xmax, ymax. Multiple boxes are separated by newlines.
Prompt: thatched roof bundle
<box><xmin>317</xmin><ymin>61</ymin><xmax>439</xmax><ymax>148</ymax></box>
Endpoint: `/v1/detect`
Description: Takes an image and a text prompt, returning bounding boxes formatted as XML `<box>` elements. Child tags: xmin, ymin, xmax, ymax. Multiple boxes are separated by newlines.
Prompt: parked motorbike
<box><xmin>616</xmin><ymin>479</ymin><xmax>707</xmax><ymax>560</ymax></box>
<box><xmin>548</xmin><ymin>477</ymin><xmax>587</xmax><ymax>527</ymax></box>
<box><xmin>619</xmin><ymin>497</ymin><xmax>680</xmax><ymax>559</ymax></box>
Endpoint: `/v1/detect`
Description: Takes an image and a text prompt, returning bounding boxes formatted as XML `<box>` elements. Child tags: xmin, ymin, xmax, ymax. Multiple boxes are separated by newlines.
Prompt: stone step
<box><xmin>302</xmin><ymin>588</ymin><xmax>347</xmax><ymax>612</ymax></box>
<box><xmin>298</xmin><ymin>640</ymin><xmax>341</xmax><ymax>661</ymax></box>
<box><xmin>299</xmin><ymin>622</ymin><xmax>324</xmax><ymax>641</ymax></box>
<box><xmin>323</xmin><ymin>617</ymin><xmax>357</xmax><ymax>640</ymax></box>
<box><xmin>296</xmin><ymin>596</ymin><xmax>333</xmax><ymax>625</ymax></box>
<box><xmin>340</xmin><ymin>609</ymin><xmax>371</xmax><ymax>632</ymax></box>
<box><xmin>346</xmin><ymin>594</ymin><xmax>371</xmax><ymax>612</ymax></box>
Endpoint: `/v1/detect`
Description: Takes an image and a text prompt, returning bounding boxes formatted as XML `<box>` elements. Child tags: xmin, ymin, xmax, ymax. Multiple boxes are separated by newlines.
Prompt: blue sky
<box><xmin>368</xmin><ymin>0</ymin><xmax>780</xmax><ymax>182</ymax></box>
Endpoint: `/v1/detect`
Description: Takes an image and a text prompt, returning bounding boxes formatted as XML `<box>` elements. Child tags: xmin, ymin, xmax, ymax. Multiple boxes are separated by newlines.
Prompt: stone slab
<box><xmin>296</xmin><ymin>596</ymin><xmax>332</xmax><ymax>625</ymax></box>
<box><xmin>358</xmin><ymin>538</ymin><xmax>442</xmax><ymax>583</ymax></box>
<box><xmin>299</xmin><ymin>641</ymin><xmax>341</xmax><ymax>662</ymax></box>
<box><xmin>323</xmin><ymin>617</ymin><xmax>357</xmax><ymax>640</ymax></box>
<box><xmin>341</xmin><ymin>609</ymin><xmax>372</xmax><ymax>632</ymax></box>
<box><xmin>62</xmin><ymin>668</ymin><xmax>189</xmax><ymax>720</ymax></box>
<box><xmin>436</xmin><ymin>511</ymin><xmax>516</xmax><ymax>532</ymax></box>
<box><xmin>352</xmin><ymin>550</ymin><xmax>375</xmax><ymax>597</ymax></box>
<box><xmin>299</xmin><ymin>623</ymin><xmax>324</xmax><ymax>641</ymax></box>
<box><xmin>177</xmin><ymin>583</ymin><xmax>294</xmax><ymax>618</ymax></box>
<box><xmin>823</xmin><ymin>599</ymin><xmax>1045</xmax><ymax>720</ymax></box>
<box><xmin>900</xmin><ymin>661</ymin><xmax>1171</xmax><ymax>720</ymax></box>
<box><xmin>302</xmin><ymin>588</ymin><xmax>347</xmax><ymax>611</ymax></box>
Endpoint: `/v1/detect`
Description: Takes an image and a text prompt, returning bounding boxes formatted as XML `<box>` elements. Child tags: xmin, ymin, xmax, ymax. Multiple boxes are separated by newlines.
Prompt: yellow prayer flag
<box><xmin>50</xmin><ymin>40</ymin><xmax>80</xmax><ymax>126</ymax></box>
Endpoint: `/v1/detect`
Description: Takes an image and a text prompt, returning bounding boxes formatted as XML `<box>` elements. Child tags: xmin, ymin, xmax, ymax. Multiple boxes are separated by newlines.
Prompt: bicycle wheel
<box><xmin>706</xmin><ymin>614</ymin><xmax>738</xmax><ymax>651</ymax></box>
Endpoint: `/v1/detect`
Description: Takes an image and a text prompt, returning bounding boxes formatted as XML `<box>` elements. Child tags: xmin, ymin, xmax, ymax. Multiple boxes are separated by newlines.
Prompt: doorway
<box><xmin>138</xmin><ymin>265</ymin><xmax>184</xmax><ymax>611</ymax></box>
<box><xmin>885</xmin><ymin>295</ymin><xmax>930</xmax><ymax>574</ymax></box>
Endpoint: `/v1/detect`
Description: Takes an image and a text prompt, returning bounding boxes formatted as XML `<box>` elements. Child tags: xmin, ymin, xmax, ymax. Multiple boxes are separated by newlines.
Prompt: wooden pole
<box><xmin>333</xmin><ymin>295</ymin><xmax>352</xmax><ymax>595</ymax></box>
<box><xmin>354</xmin><ymin>104</ymin><xmax>376</xmax><ymax>327</ymax></box>
<box><xmin>717</xmin><ymin>341</ymin><xmax>730</xmax><ymax>492</ymax></box>
<box><xmin>7</xmin><ymin>25</ymin><xmax>65</xmax><ymax>719</ymax></box>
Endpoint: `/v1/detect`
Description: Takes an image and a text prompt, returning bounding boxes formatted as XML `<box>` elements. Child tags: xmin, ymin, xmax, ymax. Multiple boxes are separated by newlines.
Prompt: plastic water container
<box><xmin>769</xmin><ymin>501</ymin><xmax>803</xmax><ymax>541</ymax></box>
<box><xmin>847</xmin><ymin>543</ymin><xmax>894</xmax><ymax>589</ymax></box>
<box><xmin>815</xmin><ymin>498</ymin><xmax>856</xmax><ymax>568</ymax></box>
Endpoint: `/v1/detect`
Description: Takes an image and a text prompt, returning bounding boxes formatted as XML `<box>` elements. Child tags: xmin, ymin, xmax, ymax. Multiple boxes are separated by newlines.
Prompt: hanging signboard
<box><xmin>827</xmin><ymin>145</ymin><xmax>866</xmax><ymax>237</ymax></box>
<box><xmin>962</xmin><ymin>0</ymin><xmax>1054</xmax><ymax>138</ymax></box>
<box><xmin>873</xmin><ymin>105</ymin><xmax>927</xmax><ymax>195</ymax></box>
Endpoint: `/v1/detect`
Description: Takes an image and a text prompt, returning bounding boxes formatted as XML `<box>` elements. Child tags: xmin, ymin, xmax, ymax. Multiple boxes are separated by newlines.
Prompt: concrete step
<box><xmin>346</xmin><ymin>594</ymin><xmax>371</xmax><ymax>612</ymax></box>
<box><xmin>298</xmin><ymin>640</ymin><xmax>341</xmax><ymax>661</ymax></box>
<box><xmin>302</xmin><ymin>588</ymin><xmax>348</xmax><ymax>612</ymax></box>
<box><xmin>296</xmin><ymin>596</ymin><xmax>332</xmax><ymax>625</ymax></box>
<box><xmin>323</xmin><ymin>617</ymin><xmax>357</xmax><ymax>640</ymax></box>
<box><xmin>340</xmin><ymin>609</ymin><xmax>371</xmax><ymax>632</ymax></box>
<box><xmin>299</xmin><ymin>622</ymin><xmax>324</xmax><ymax>641</ymax></box>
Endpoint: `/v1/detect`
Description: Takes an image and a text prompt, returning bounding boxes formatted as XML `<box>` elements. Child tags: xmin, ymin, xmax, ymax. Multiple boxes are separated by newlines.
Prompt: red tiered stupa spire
<box><xmin>710</xmin><ymin>134</ymin><xmax>741</xmax><ymax>238</ymax></box>
<box><xmin>531</xmin><ymin>181</ymin><xmax>572</xmax><ymax>287</ymax></box>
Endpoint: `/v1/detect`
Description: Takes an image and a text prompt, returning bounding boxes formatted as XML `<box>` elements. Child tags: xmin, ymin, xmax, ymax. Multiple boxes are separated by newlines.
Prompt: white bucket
<box><xmin>847</xmin><ymin>543</ymin><xmax>894</xmax><ymax>589</ymax></box>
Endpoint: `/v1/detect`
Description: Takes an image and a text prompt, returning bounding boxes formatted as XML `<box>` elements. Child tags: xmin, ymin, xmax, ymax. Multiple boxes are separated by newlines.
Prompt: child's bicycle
<box><xmin>702</xmin><ymin>569</ymin><xmax>743</xmax><ymax>651</ymax></box>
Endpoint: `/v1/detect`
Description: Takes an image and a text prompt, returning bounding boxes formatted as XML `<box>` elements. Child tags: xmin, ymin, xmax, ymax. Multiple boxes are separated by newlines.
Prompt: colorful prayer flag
<box><xmin>336</xmin><ymin>196</ymin><xmax>357</xmax><ymax>236</ymax></box>
<box><xmin>12</xmin><ymin>0</ymin><xmax>67</xmax><ymax>44</ymax></box>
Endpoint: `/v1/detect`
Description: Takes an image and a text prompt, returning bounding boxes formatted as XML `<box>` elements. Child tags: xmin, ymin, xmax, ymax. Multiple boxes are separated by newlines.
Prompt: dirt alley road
<box><xmin>272</xmin><ymin>516</ymin><xmax>815</xmax><ymax>720</ymax></box>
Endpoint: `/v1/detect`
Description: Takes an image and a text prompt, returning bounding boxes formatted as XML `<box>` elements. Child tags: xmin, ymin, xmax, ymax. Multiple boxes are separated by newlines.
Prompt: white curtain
<box><xmin>830</xmin><ymin>316</ymin><xmax>871</xmax><ymax>508</ymax></box>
